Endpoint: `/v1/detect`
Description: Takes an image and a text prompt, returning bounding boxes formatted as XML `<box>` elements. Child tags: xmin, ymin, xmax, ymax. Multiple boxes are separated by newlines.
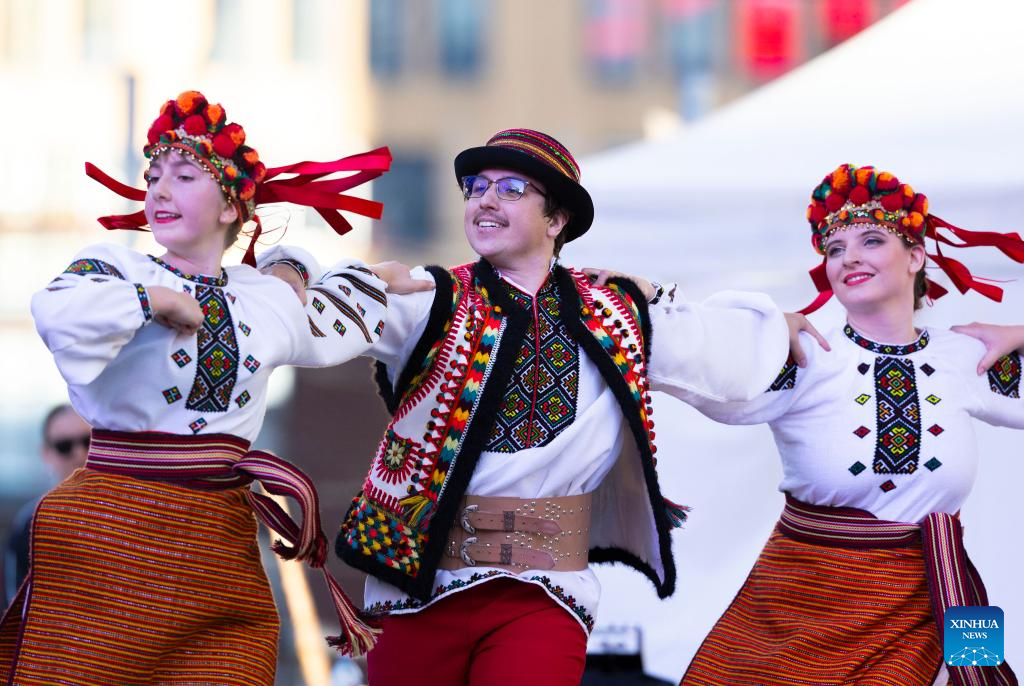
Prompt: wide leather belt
<box><xmin>439</xmin><ymin>493</ymin><xmax>593</xmax><ymax>572</ymax></box>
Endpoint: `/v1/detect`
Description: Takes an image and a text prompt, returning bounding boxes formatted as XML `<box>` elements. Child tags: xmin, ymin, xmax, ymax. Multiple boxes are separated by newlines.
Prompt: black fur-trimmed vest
<box><xmin>336</xmin><ymin>259</ymin><xmax>684</xmax><ymax>601</ymax></box>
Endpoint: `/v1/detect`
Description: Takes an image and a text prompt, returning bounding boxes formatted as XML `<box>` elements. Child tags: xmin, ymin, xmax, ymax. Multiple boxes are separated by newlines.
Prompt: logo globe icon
<box><xmin>947</xmin><ymin>647</ymin><xmax>1002</xmax><ymax>667</ymax></box>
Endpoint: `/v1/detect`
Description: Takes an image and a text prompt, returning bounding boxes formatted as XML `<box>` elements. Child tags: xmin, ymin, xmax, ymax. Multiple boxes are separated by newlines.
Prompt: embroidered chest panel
<box><xmin>485</xmin><ymin>281</ymin><xmax>580</xmax><ymax>453</ymax></box>
<box><xmin>186</xmin><ymin>285</ymin><xmax>240</xmax><ymax>413</ymax></box>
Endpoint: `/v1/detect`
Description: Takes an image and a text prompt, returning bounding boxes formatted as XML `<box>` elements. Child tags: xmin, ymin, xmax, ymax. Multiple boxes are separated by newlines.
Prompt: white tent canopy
<box><xmin>565</xmin><ymin>0</ymin><xmax>1024</xmax><ymax>679</ymax></box>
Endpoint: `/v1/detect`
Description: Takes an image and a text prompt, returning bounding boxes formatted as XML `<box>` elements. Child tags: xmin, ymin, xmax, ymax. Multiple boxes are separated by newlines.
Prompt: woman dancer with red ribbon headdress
<box><xmin>0</xmin><ymin>91</ymin><xmax>429</xmax><ymax>685</ymax></box>
<box><xmin>664</xmin><ymin>164</ymin><xmax>1024</xmax><ymax>685</ymax></box>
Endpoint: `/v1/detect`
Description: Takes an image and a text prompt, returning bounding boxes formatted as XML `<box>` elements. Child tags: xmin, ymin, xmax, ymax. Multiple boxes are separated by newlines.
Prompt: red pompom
<box><xmin>213</xmin><ymin>131</ymin><xmax>239</xmax><ymax>158</ymax></box>
<box><xmin>237</xmin><ymin>177</ymin><xmax>256</xmax><ymax>201</ymax></box>
<box><xmin>880</xmin><ymin>193</ymin><xmax>904</xmax><ymax>212</ymax></box>
<box><xmin>147</xmin><ymin>113</ymin><xmax>175</xmax><ymax>144</ymax></box>
<box><xmin>251</xmin><ymin>161</ymin><xmax>267</xmax><ymax>183</ymax></box>
<box><xmin>808</xmin><ymin>202</ymin><xmax>827</xmax><ymax>224</ymax></box>
<box><xmin>876</xmin><ymin>172</ymin><xmax>899</xmax><ymax>191</ymax></box>
<box><xmin>183</xmin><ymin>114</ymin><xmax>207</xmax><ymax>136</ymax></box>
<box><xmin>911</xmin><ymin>193</ymin><xmax>928</xmax><ymax>215</ymax></box>
<box><xmin>825</xmin><ymin>192</ymin><xmax>846</xmax><ymax>212</ymax></box>
<box><xmin>849</xmin><ymin>186</ymin><xmax>871</xmax><ymax>205</ymax></box>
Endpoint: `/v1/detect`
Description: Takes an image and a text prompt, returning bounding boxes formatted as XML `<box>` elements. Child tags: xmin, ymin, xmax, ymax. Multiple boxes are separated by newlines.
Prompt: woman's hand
<box><xmin>147</xmin><ymin>286</ymin><xmax>204</xmax><ymax>335</ymax></box>
<box><xmin>950</xmin><ymin>322</ymin><xmax>1024</xmax><ymax>374</ymax></box>
<box><xmin>784</xmin><ymin>312</ymin><xmax>831</xmax><ymax>367</ymax></box>
<box><xmin>369</xmin><ymin>261</ymin><xmax>435</xmax><ymax>295</ymax></box>
<box><xmin>582</xmin><ymin>268</ymin><xmax>656</xmax><ymax>302</ymax></box>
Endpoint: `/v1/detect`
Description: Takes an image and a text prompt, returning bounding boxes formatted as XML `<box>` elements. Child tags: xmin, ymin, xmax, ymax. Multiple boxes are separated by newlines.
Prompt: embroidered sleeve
<box><xmin>767</xmin><ymin>356</ymin><xmax>798</xmax><ymax>392</ymax></box>
<box><xmin>970</xmin><ymin>351</ymin><xmax>1024</xmax><ymax>428</ymax></box>
<box><xmin>647</xmin><ymin>289</ymin><xmax>790</xmax><ymax>403</ymax></box>
<box><xmin>365</xmin><ymin>266</ymin><xmax>437</xmax><ymax>371</ymax></box>
<box><xmin>276</xmin><ymin>258</ymin><xmax>392</xmax><ymax>368</ymax></box>
<box><xmin>30</xmin><ymin>243</ymin><xmax>152</xmax><ymax>386</ymax></box>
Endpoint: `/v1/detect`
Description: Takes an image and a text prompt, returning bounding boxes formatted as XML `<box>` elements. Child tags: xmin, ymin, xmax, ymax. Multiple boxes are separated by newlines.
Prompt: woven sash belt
<box><xmin>85</xmin><ymin>429</ymin><xmax>379</xmax><ymax>656</ymax></box>
<box><xmin>438</xmin><ymin>493</ymin><xmax>592</xmax><ymax>572</ymax></box>
<box><xmin>778</xmin><ymin>494</ymin><xmax>1017</xmax><ymax>686</ymax></box>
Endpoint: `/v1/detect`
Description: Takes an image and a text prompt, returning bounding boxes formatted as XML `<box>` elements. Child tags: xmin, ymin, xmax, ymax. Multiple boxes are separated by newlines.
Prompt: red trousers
<box><xmin>366</xmin><ymin>578</ymin><xmax>587</xmax><ymax>686</ymax></box>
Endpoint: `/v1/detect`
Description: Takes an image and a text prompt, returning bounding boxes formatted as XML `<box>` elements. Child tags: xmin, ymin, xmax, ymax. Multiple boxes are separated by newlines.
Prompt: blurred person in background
<box><xmin>648</xmin><ymin>164</ymin><xmax>1024</xmax><ymax>686</ymax></box>
<box><xmin>3</xmin><ymin>404</ymin><xmax>90</xmax><ymax>608</ymax></box>
<box><xmin>264</xmin><ymin>128</ymin><xmax>823</xmax><ymax>686</ymax></box>
<box><xmin>0</xmin><ymin>90</ymin><xmax>431</xmax><ymax>685</ymax></box>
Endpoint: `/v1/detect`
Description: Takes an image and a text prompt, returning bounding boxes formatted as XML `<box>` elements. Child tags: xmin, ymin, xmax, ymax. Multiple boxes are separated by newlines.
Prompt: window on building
<box><xmin>370</xmin><ymin>0</ymin><xmax>402</xmax><ymax>78</ymax></box>
<box><xmin>438</xmin><ymin>0</ymin><xmax>486</xmax><ymax>78</ymax></box>
<box><xmin>585</xmin><ymin>0</ymin><xmax>648</xmax><ymax>85</ymax></box>
<box><xmin>374</xmin><ymin>153</ymin><xmax>435</xmax><ymax>246</ymax></box>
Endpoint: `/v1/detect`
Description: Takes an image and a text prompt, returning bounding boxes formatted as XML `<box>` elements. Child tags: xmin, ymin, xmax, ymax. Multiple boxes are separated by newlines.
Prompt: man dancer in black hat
<box><xmin>263</xmin><ymin>128</ymin><xmax>794</xmax><ymax>685</ymax></box>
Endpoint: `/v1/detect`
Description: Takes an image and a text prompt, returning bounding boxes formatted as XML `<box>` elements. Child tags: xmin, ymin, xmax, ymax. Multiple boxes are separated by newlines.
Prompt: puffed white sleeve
<box><xmin>647</xmin><ymin>286</ymin><xmax>791</xmax><ymax>407</ymax></box>
<box><xmin>30</xmin><ymin>243</ymin><xmax>153</xmax><ymax>386</ymax></box>
<box><xmin>273</xmin><ymin>256</ymin><xmax>391</xmax><ymax>367</ymax></box>
<box><xmin>967</xmin><ymin>350</ymin><xmax>1024</xmax><ymax>429</ymax></box>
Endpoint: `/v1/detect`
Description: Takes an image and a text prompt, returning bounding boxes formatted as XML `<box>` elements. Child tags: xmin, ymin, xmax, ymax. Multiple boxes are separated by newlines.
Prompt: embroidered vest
<box><xmin>336</xmin><ymin>260</ymin><xmax>683</xmax><ymax>601</ymax></box>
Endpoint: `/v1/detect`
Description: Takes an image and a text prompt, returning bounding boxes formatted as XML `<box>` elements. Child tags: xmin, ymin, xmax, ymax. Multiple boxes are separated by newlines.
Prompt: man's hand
<box><xmin>784</xmin><ymin>312</ymin><xmax>830</xmax><ymax>367</ymax></box>
<box><xmin>148</xmin><ymin>286</ymin><xmax>204</xmax><ymax>335</ymax></box>
<box><xmin>950</xmin><ymin>322</ymin><xmax>1024</xmax><ymax>374</ymax></box>
<box><xmin>261</xmin><ymin>263</ymin><xmax>307</xmax><ymax>305</ymax></box>
<box><xmin>370</xmin><ymin>261</ymin><xmax>435</xmax><ymax>295</ymax></box>
<box><xmin>582</xmin><ymin>268</ymin><xmax>656</xmax><ymax>302</ymax></box>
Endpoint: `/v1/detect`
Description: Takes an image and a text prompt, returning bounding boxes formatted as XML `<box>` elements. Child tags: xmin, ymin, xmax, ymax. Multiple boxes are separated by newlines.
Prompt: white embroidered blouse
<box><xmin>679</xmin><ymin>323</ymin><xmax>1024</xmax><ymax>524</ymax></box>
<box><xmin>32</xmin><ymin>242</ymin><xmax>388</xmax><ymax>443</ymax></box>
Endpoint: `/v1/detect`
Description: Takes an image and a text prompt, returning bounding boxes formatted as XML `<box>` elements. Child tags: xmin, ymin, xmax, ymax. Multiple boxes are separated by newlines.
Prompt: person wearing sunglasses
<box><xmin>260</xmin><ymin>128</ymin><xmax>814</xmax><ymax>686</ymax></box>
<box><xmin>3</xmin><ymin>404</ymin><xmax>90</xmax><ymax>608</ymax></box>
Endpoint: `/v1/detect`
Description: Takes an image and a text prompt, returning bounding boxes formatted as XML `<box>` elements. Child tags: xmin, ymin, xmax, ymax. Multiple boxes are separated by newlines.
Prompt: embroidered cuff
<box><xmin>134</xmin><ymin>283</ymin><xmax>153</xmax><ymax>321</ymax></box>
<box><xmin>266</xmin><ymin>259</ymin><xmax>310</xmax><ymax>289</ymax></box>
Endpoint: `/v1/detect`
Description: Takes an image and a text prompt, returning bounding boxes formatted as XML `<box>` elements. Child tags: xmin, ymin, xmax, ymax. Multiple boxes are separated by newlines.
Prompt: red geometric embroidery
<box><xmin>928</xmin><ymin>424</ymin><xmax>944</xmax><ymax>436</ymax></box>
<box><xmin>853</xmin><ymin>426</ymin><xmax>871</xmax><ymax>438</ymax></box>
<box><xmin>880</xmin><ymin>479</ymin><xmax>896</xmax><ymax>492</ymax></box>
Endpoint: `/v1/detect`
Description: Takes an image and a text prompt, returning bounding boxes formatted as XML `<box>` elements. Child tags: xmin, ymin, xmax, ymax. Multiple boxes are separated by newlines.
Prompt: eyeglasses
<box><xmin>48</xmin><ymin>435</ymin><xmax>91</xmax><ymax>458</ymax></box>
<box><xmin>461</xmin><ymin>175</ymin><xmax>546</xmax><ymax>202</ymax></box>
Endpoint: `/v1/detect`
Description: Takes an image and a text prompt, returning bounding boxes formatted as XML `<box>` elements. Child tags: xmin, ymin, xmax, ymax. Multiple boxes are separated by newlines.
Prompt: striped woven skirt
<box><xmin>0</xmin><ymin>433</ymin><xmax>279</xmax><ymax>686</ymax></box>
<box><xmin>682</xmin><ymin>496</ymin><xmax>1016</xmax><ymax>686</ymax></box>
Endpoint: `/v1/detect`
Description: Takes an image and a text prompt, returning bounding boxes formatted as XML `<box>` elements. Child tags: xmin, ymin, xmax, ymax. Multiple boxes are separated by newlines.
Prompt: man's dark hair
<box><xmin>544</xmin><ymin>193</ymin><xmax>573</xmax><ymax>258</ymax></box>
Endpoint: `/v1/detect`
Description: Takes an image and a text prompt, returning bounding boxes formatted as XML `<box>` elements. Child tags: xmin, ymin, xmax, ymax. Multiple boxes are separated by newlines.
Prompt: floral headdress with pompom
<box><xmin>800</xmin><ymin>163</ymin><xmax>1024</xmax><ymax>314</ymax></box>
<box><xmin>86</xmin><ymin>90</ymin><xmax>392</xmax><ymax>267</ymax></box>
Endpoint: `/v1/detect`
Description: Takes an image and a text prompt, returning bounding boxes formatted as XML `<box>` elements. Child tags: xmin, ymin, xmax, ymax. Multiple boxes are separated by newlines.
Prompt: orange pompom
<box><xmin>223</xmin><ymin>166</ymin><xmax>239</xmax><ymax>181</ymax></box>
<box><xmin>205</xmin><ymin>103</ymin><xmax>226</xmax><ymax>131</ymax></box>
<box><xmin>831</xmin><ymin>166</ymin><xmax>852</xmax><ymax>193</ymax></box>
<box><xmin>873</xmin><ymin>209</ymin><xmax>885</xmax><ymax>221</ymax></box>
<box><xmin>175</xmin><ymin>91</ymin><xmax>207</xmax><ymax>117</ymax></box>
<box><xmin>908</xmin><ymin>212</ymin><xmax>924</xmax><ymax>228</ymax></box>
<box><xmin>854</xmin><ymin>167</ymin><xmax>874</xmax><ymax>187</ymax></box>
<box><xmin>242</xmin><ymin>149</ymin><xmax>259</xmax><ymax>166</ymax></box>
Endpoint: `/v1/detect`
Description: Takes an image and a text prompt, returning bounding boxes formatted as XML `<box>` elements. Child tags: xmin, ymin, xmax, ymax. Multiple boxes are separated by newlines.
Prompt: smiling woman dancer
<box><xmin>0</xmin><ymin>90</ymin><xmax>413</xmax><ymax>685</ymax></box>
<box><xmin>675</xmin><ymin>164</ymin><xmax>1024</xmax><ymax>686</ymax></box>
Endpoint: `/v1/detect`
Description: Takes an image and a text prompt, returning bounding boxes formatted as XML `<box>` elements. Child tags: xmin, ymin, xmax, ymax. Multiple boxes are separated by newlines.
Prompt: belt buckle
<box><xmin>460</xmin><ymin>536</ymin><xmax>478</xmax><ymax>566</ymax></box>
<box><xmin>460</xmin><ymin>504</ymin><xmax>479</xmax><ymax>534</ymax></box>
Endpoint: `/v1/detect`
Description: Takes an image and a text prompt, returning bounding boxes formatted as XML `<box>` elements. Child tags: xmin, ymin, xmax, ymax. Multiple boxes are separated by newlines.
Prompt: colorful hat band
<box><xmin>485</xmin><ymin>129</ymin><xmax>581</xmax><ymax>183</ymax></box>
<box><xmin>148</xmin><ymin>138</ymin><xmax>255</xmax><ymax>220</ymax></box>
